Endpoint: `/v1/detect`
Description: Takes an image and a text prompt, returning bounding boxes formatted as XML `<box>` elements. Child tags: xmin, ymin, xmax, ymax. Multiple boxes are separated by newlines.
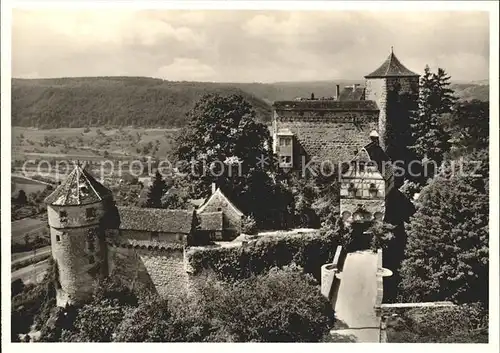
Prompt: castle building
<box><xmin>45</xmin><ymin>164</ymin><xmax>243</xmax><ymax>306</ymax></box>
<box><xmin>44</xmin><ymin>50</ymin><xmax>419</xmax><ymax>306</ymax></box>
<box><xmin>339</xmin><ymin>131</ymin><xmax>394</xmax><ymax>225</ymax></box>
<box><xmin>272</xmin><ymin>49</ymin><xmax>418</xmax><ymax>225</ymax></box>
<box><xmin>272</xmin><ymin>49</ymin><xmax>419</xmax><ymax>171</ymax></box>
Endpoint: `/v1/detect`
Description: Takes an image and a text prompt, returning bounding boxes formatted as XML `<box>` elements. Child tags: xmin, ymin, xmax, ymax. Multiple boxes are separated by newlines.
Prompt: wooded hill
<box><xmin>11</xmin><ymin>77</ymin><xmax>489</xmax><ymax>128</ymax></box>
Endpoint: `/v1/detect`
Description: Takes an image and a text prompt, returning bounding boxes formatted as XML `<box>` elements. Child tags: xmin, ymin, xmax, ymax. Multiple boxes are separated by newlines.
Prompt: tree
<box><xmin>399</xmin><ymin>150</ymin><xmax>488</xmax><ymax>304</ymax></box>
<box><xmin>47</xmin><ymin>277</ymin><xmax>140</xmax><ymax>342</ymax></box>
<box><xmin>192</xmin><ymin>265</ymin><xmax>335</xmax><ymax>342</ymax></box>
<box><xmin>410</xmin><ymin>66</ymin><xmax>457</xmax><ymax>168</ymax></box>
<box><xmin>386</xmin><ymin>303</ymin><xmax>488</xmax><ymax>343</ymax></box>
<box><xmin>112</xmin><ymin>297</ymin><xmax>174</xmax><ymax>342</ymax></box>
<box><xmin>444</xmin><ymin>100</ymin><xmax>489</xmax><ymax>156</ymax></box>
<box><xmin>175</xmin><ymin>94</ymin><xmax>277</xmax><ymax>224</ymax></box>
<box><xmin>17</xmin><ymin>189</ymin><xmax>28</xmax><ymax>205</ymax></box>
<box><xmin>241</xmin><ymin>215</ymin><xmax>258</xmax><ymax>235</ymax></box>
<box><xmin>144</xmin><ymin>170</ymin><xmax>166</xmax><ymax>208</ymax></box>
<box><xmin>160</xmin><ymin>177</ymin><xmax>190</xmax><ymax>210</ymax></box>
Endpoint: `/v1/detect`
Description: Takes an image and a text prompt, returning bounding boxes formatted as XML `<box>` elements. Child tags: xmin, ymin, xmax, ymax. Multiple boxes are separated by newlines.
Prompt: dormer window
<box><xmin>59</xmin><ymin>210</ymin><xmax>68</xmax><ymax>223</ymax></box>
<box><xmin>86</xmin><ymin>207</ymin><xmax>96</xmax><ymax>220</ymax></box>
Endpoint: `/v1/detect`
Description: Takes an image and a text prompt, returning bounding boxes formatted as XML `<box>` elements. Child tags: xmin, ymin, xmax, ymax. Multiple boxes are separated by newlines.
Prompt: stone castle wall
<box><xmin>47</xmin><ymin>202</ymin><xmax>107</xmax><ymax>229</ymax></box>
<box><xmin>50</xmin><ymin>225</ymin><xmax>105</xmax><ymax>305</ymax></box>
<box><xmin>365</xmin><ymin>78</ymin><xmax>387</xmax><ymax>150</ymax></box>
<box><xmin>365</xmin><ymin>77</ymin><xmax>419</xmax><ymax>151</ymax></box>
<box><xmin>48</xmin><ymin>202</ymin><xmax>108</xmax><ymax>306</ymax></box>
<box><xmin>273</xmin><ymin>110</ymin><xmax>379</xmax><ymax>166</ymax></box>
<box><xmin>107</xmin><ymin>245</ymin><xmax>189</xmax><ymax>298</ymax></box>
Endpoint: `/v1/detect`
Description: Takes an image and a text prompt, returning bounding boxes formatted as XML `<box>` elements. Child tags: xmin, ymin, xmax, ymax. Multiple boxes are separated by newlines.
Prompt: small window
<box><xmin>56</xmin><ymin>234</ymin><xmax>61</xmax><ymax>242</ymax></box>
<box><xmin>217</xmin><ymin>207</ymin><xmax>222</xmax><ymax>211</ymax></box>
<box><xmin>59</xmin><ymin>210</ymin><xmax>68</xmax><ymax>222</ymax></box>
<box><xmin>280</xmin><ymin>156</ymin><xmax>292</xmax><ymax>165</ymax></box>
<box><xmin>151</xmin><ymin>232</ymin><xmax>159</xmax><ymax>241</ymax></box>
<box><xmin>86</xmin><ymin>208</ymin><xmax>96</xmax><ymax>220</ymax></box>
<box><xmin>88</xmin><ymin>240</ymin><xmax>95</xmax><ymax>252</ymax></box>
<box><xmin>88</xmin><ymin>256</ymin><xmax>95</xmax><ymax>264</ymax></box>
<box><xmin>279</xmin><ymin>137</ymin><xmax>291</xmax><ymax>147</ymax></box>
<box><xmin>358</xmin><ymin>163</ymin><xmax>365</xmax><ymax>172</ymax></box>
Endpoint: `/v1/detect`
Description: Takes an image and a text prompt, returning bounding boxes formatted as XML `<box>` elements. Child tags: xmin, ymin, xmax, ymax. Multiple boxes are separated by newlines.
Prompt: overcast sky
<box><xmin>12</xmin><ymin>10</ymin><xmax>489</xmax><ymax>82</ymax></box>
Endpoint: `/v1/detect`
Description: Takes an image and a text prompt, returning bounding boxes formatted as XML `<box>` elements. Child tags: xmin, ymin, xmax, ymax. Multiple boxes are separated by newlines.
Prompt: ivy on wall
<box><xmin>186</xmin><ymin>231</ymin><xmax>338</xmax><ymax>282</ymax></box>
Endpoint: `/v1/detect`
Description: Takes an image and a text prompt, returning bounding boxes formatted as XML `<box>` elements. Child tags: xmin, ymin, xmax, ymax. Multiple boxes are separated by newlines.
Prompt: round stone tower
<box><xmin>44</xmin><ymin>163</ymin><xmax>113</xmax><ymax>306</ymax></box>
<box><xmin>364</xmin><ymin>48</ymin><xmax>420</xmax><ymax>155</ymax></box>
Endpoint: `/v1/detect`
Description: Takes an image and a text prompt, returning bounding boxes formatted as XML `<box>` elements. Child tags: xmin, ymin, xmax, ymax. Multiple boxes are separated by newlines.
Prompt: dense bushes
<box><xmin>11</xmin><ymin>258</ymin><xmax>57</xmax><ymax>341</ymax></box>
<box><xmin>385</xmin><ymin>303</ymin><xmax>488</xmax><ymax>343</ymax></box>
<box><xmin>187</xmin><ymin>231</ymin><xmax>338</xmax><ymax>281</ymax></box>
<box><xmin>37</xmin><ymin>266</ymin><xmax>334</xmax><ymax>342</ymax></box>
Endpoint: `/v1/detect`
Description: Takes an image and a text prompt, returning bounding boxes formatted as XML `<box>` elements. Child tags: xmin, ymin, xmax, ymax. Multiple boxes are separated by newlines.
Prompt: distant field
<box><xmin>11</xmin><ymin>218</ymin><xmax>47</xmax><ymax>243</ymax></box>
<box><xmin>12</xmin><ymin>127</ymin><xmax>180</xmax><ymax>163</ymax></box>
<box><xmin>11</xmin><ymin>175</ymin><xmax>50</xmax><ymax>197</ymax></box>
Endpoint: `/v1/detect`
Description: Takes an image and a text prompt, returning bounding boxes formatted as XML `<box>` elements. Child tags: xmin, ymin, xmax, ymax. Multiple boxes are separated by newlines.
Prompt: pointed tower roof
<box><xmin>365</xmin><ymin>48</ymin><xmax>419</xmax><ymax>78</ymax></box>
<box><xmin>44</xmin><ymin>163</ymin><xmax>112</xmax><ymax>206</ymax></box>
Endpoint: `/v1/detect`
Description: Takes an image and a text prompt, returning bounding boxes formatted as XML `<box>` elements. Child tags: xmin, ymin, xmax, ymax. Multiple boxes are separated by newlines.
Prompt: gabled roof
<box><xmin>198</xmin><ymin>188</ymin><xmax>244</xmax><ymax>217</ymax></box>
<box><xmin>273</xmin><ymin>100</ymin><xmax>379</xmax><ymax>112</ymax></box>
<box><xmin>116</xmin><ymin>206</ymin><xmax>193</xmax><ymax>233</ymax></box>
<box><xmin>365</xmin><ymin>51</ymin><xmax>419</xmax><ymax>78</ymax></box>
<box><xmin>199</xmin><ymin>211</ymin><xmax>223</xmax><ymax>231</ymax></box>
<box><xmin>338</xmin><ymin>86</ymin><xmax>365</xmax><ymax>101</ymax></box>
<box><xmin>44</xmin><ymin>164</ymin><xmax>112</xmax><ymax>206</ymax></box>
<box><xmin>347</xmin><ymin>141</ymin><xmax>394</xmax><ymax>180</ymax></box>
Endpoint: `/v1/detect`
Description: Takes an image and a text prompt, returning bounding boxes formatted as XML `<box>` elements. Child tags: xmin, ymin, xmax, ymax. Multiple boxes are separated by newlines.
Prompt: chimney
<box><xmin>335</xmin><ymin>85</ymin><xmax>340</xmax><ymax>100</ymax></box>
<box><xmin>353</xmin><ymin>84</ymin><xmax>359</xmax><ymax>91</ymax></box>
<box><xmin>211</xmin><ymin>182</ymin><xmax>217</xmax><ymax>194</ymax></box>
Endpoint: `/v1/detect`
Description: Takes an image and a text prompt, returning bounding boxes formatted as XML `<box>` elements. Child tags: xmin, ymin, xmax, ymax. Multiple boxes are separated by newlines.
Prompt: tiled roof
<box><xmin>365</xmin><ymin>51</ymin><xmax>419</xmax><ymax>78</ymax></box>
<box><xmin>44</xmin><ymin>164</ymin><xmax>112</xmax><ymax>206</ymax></box>
<box><xmin>198</xmin><ymin>188</ymin><xmax>244</xmax><ymax>217</ymax></box>
<box><xmin>116</xmin><ymin>206</ymin><xmax>193</xmax><ymax>233</ymax></box>
<box><xmin>350</xmin><ymin>141</ymin><xmax>394</xmax><ymax>180</ymax></box>
<box><xmin>272</xmin><ymin>100</ymin><xmax>379</xmax><ymax>112</ymax></box>
<box><xmin>199</xmin><ymin>211</ymin><xmax>223</xmax><ymax>231</ymax></box>
<box><xmin>338</xmin><ymin>86</ymin><xmax>365</xmax><ymax>101</ymax></box>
